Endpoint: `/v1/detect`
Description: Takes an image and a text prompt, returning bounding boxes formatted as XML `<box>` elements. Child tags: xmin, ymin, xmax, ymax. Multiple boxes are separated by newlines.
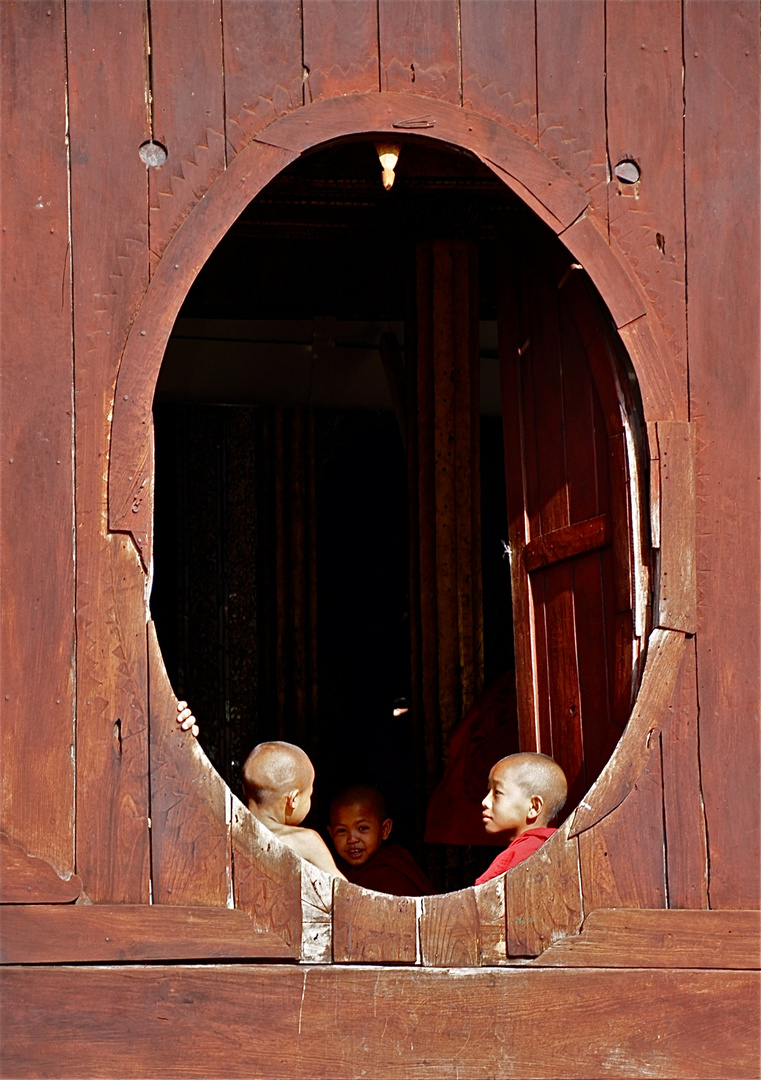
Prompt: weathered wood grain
<box><xmin>301</xmin><ymin>862</ymin><xmax>333</xmax><ymax>964</ymax></box>
<box><xmin>332</xmin><ymin>879</ymin><xmax>417</xmax><ymax>964</ymax></box>
<box><xmin>0</xmin><ymin>0</ymin><xmax>76</xmax><ymax>876</ymax></box>
<box><xmin>148</xmin><ymin>623</ymin><xmax>230</xmax><ymax>907</ymax></box>
<box><xmin>67</xmin><ymin>0</ymin><xmax>152</xmax><ymax>903</ymax></box>
<box><xmin>0</xmin><ymin>834</ymin><xmax>81</xmax><ymax>905</ymax></box>
<box><xmin>223</xmin><ymin>0</ymin><xmax>304</xmax><ymax>156</ymax></box>
<box><xmin>148</xmin><ymin>0</ymin><xmax>226</xmax><ymax>270</ymax></box>
<box><xmin>231</xmin><ymin>801</ymin><xmax>301</xmax><ymax>958</ymax></box>
<box><xmin>420</xmin><ymin>888</ymin><xmax>479</xmax><ymax>967</ymax></box>
<box><xmin>569</xmin><ymin>628</ymin><xmax>685</xmax><ymax>836</ymax></box>
<box><xmin>578</xmin><ymin>747</ymin><xmax>667</xmax><ymax>912</ymax></box>
<box><xmin>379</xmin><ymin>0</ymin><xmax>459</xmax><ymax>103</ymax></box>
<box><xmin>661</xmin><ymin>636</ymin><xmax>709</xmax><ymax>909</ymax></box>
<box><xmin>0</xmin><ymin>904</ymin><xmax>292</xmax><ymax>964</ymax></box>
<box><xmin>656</xmin><ymin>422</ymin><xmax>696</xmax><ymax>632</ymax></box>
<box><xmin>685</xmin><ymin>0</ymin><xmax>760</xmax><ymax>909</ymax></box>
<box><xmin>302</xmin><ymin>0</ymin><xmax>378</xmax><ymax>102</ymax></box>
<box><xmin>3</xmin><ymin>965</ymin><xmax>758</xmax><ymax>1079</ymax></box>
<box><xmin>474</xmin><ymin>876</ymin><xmax>507</xmax><ymax>965</ymax></box>
<box><xmin>505</xmin><ymin>819</ymin><xmax>582</xmax><ymax>957</ymax></box>
<box><xmin>536</xmin><ymin>0</ymin><xmax>607</xmax><ymax>218</ymax></box>
<box><xmin>606</xmin><ymin>0</ymin><xmax>687</xmax><ymax>404</ymax></box>
<box><xmin>534</xmin><ymin>909</ymin><xmax>760</xmax><ymax>970</ymax></box>
<box><xmin>461</xmin><ymin>0</ymin><xmax>537</xmax><ymax>141</ymax></box>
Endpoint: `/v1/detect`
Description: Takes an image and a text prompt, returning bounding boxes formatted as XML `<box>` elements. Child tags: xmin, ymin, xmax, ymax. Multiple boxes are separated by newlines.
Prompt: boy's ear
<box><xmin>527</xmin><ymin>794</ymin><xmax>543</xmax><ymax>822</ymax></box>
<box><xmin>284</xmin><ymin>789</ymin><xmax>301</xmax><ymax>816</ymax></box>
<box><xmin>381</xmin><ymin>817</ymin><xmax>393</xmax><ymax>841</ymax></box>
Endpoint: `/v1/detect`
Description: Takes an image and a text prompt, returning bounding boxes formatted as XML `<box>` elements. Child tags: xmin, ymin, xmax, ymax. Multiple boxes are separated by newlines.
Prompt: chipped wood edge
<box><xmin>300</xmin><ymin>863</ymin><xmax>334</xmax><ymax>963</ymax></box>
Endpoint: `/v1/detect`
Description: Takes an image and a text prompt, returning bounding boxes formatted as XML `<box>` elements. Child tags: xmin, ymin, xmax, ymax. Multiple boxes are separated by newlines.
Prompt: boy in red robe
<box><xmin>328</xmin><ymin>784</ymin><xmax>432</xmax><ymax>896</ymax></box>
<box><xmin>475</xmin><ymin>752</ymin><xmax>568</xmax><ymax>885</ymax></box>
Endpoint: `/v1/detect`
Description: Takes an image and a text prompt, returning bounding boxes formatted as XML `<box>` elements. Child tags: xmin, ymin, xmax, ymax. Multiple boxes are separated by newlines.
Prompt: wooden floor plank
<box><xmin>2</xmin><ymin>964</ymin><xmax>757</xmax><ymax>1078</ymax></box>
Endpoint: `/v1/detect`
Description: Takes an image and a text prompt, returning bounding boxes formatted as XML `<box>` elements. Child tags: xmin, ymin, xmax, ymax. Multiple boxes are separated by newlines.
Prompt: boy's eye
<box><xmin>359</xmin><ymin>825</ymin><xmax>369</xmax><ymax>832</ymax></box>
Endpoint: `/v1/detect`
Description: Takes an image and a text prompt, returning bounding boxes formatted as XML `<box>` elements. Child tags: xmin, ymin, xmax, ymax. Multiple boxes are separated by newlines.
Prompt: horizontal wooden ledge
<box><xmin>531</xmin><ymin>908</ymin><xmax>761</xmax><ymax>969</ymax></box>
<box><xmin>524</xmin><ymin>513</ymin><xmax>611</xmax><ymax>572</ymax></box>
<box><xmin>0</xmin><ymin>904</ymin><xmax>296</xmax><ymax>964</ymax></box>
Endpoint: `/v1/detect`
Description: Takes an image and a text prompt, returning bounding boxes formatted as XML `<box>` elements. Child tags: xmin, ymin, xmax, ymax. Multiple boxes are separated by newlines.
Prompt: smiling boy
<box><xmin>328</xmin><ymin>784</ymin><xmax>432</xmax><ymax>896</ymax></box>
<box><xmin>475</xmin><ymin>752</ymin><xmax>567</xmax><ymax>885</ymax></box>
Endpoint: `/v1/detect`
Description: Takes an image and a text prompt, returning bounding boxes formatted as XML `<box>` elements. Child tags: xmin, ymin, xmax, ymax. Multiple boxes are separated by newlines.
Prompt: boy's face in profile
<box><xmin>328</xmin><ymin>800</ymin><xmax>392</xmax><ymax>867</ymax></box>
<box><xmin>482</xmin><ymin>761</ymin><xmax>534</xmax><ymax>837</ymax></box>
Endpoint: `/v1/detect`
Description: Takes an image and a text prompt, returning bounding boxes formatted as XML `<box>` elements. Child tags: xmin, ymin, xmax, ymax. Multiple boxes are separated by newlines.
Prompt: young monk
<box><xmin>176</xmin><ymin>703</ymin><xmax>344</xmax><ymax>877</ymax></box>
<box><xmin>475</xmin><ymin>752</ymin><xmax>568</xmax><ymax>885</ymax></box>
<box><xmin>241</xmin><ymin>741</ymin><xmax>346</xmax><ymax>878</ymax></box>
<box><xmin>328</xmin><ymin>784</ymin><xmax>432</xmax><ymax>896</ymax></box>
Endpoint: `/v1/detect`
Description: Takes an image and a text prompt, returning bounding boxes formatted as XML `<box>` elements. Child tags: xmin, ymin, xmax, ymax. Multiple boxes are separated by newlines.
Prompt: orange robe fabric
<box><xmin>474</xmin><ymin>827</ymin><xmax>556</xmax><ymax>885</ymax></box>
<box><xmin>341</xmin><ymin>843</ymin><xmax>432</xmax><ymax>896</ymax></box>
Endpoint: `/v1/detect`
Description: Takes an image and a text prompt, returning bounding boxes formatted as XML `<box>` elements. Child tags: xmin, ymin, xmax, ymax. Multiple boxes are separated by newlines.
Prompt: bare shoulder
<box><xmin>284</xmin><ymin>827</ymin><xmax>345</xmax><ymax>878</ymax></box>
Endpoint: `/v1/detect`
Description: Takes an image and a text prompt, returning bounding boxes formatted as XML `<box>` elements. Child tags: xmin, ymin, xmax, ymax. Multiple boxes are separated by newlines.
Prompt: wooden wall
<box><xmin>1</xmin><ymin>2</ymin><xmax>758</xmax><ymax>1077</ymax></box>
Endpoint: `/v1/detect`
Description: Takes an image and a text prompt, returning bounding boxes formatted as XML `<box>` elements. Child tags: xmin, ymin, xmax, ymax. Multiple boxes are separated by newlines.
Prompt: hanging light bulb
<box><xmin>375</xmin><ymin>142</ymin><xmax>401</xmax><ymax>191</ymax></box>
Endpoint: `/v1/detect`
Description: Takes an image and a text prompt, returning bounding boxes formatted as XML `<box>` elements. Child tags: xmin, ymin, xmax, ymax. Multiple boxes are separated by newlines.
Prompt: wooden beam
<box><xmin>2</xmin><ymin>964</ymin><xmax>757</xmax><ymax>1078</ymax></box>
<box><xmin>524</xmin><ymin>514</ymin><xmax>611</xmax><ymax>572</ymax></box>
<box><xmin>533</xmin><ymin>909</ymin><xmax>760</xmax><ymax>970</ymax></box>
<box><xmin>0</xmin><ymin>905</ymin><xmax>293</xmax><ymax>964</ymax></box>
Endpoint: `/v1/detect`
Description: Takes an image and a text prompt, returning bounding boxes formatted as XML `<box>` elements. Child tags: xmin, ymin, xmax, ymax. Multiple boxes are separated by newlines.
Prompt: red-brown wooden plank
<box><xmin>223</xmin><ymin>0</ymin><xmax>304</xmax><ymax>156</ymax></box>
<box><xmin>460</xmin><ymin>0</ymin><xmax>537</xmax><ymax>142</ymax></box>
<box><xmin>524</xmin><ymin>515</ymin><xmax>611</xmax><ymax>572</ymax></box>
<box><xmin>5</xmin><ymin>965</ymin><xmax>757</xmax><ymax>1079</ymax></box>
<box><xmin>0</xmin><ymin>1</ymin><xmax>76</xmax><ymax>876</ymax></box>
<box><xmin>536</xmin><ymin>0</ymin><xmax>607</xmax><ymax>219</ymax></box>
<box><xmin>0</xmin><ymin>905</ymin><xmax>292</xmax><ymax>964</ymax></box>
<box><xmin>685</xmin><ymin>0</ymin><xmax>760</xmax><ymax>909</ymax></box>
<box><xmin>656</xmin><ymin>421</ymin><xmax>697</xmax><ymax>633</ymax></box>
<box><xmin>148</xmin><ymin>623</ymin><xmax>230</xmax><ymax>907</ymax></box>
<box><xmin>148</xmin><ymin>0</ymin><xmax>226</xmax><ymax>270</ymax></box>
<box><xmin>419</xmin><ymin>888</ymin><xmax>479</xmax><ymax>967</ymax></box>
<box><xmin>505</xmin><ymin>820</ymin><xmax>582</xmax><ymax>958</ymax></box>
<box><xmin>0</xmin><ymin>834</ymin><xmax>81</xmax><ymax>905</ymax></box>
<box><xmin>535</xmin><ymin>909</ymin><xmax>760</xmax><ymax>970</ymax></box>
<box><xmin>332</xmin><ymin>880</ymin><xmax>417</xmax><ymax>964</ymax></box>
<box><xmin>606</xmin><ymin>0</ymin><xmax>687</xmax><ymax>405</ymax></box>
<box><xmin>231</xmin><ymin>803</ymin><xmax>302</xmax><ymax>957</ymax></box>
<box><xmin>661</xmin><ymin>636</ymin><xmax>709</xmax><ymax>909</ymax></box>
<box><xmin>578</xmin><ymin>748</ymin><xmax>667</xmax><ymax>912</ymax></box>
<box><xmin>498</xmin><ymin>253</ymin><xmax>537</xmax><ymax>751</ymax></box>
<box><xmin>379</xmin><ymin>0</ymin><xmax>459</xmax><ymax>103</ymax></box>
<box><xmin>66</xmin><ymin>0</ymin><xmax>152</xmax><ymax>904</ymax></box>
<box><xmin>302</xmin><ymin>0</ymin><xmax>379</xmax><ymax>102</ymax></box>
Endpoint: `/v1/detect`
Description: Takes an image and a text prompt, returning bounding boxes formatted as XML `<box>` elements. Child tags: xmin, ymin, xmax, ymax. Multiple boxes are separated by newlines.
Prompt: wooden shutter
<box><xmin>498</xmin><ymin>236</ymin><xmax>645</xmax><ymax>811</ymax></box>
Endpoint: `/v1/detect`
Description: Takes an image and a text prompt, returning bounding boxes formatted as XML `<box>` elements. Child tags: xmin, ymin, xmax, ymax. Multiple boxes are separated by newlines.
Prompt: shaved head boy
<box><xmin>475</xmin><ymin>752</ymin><xmax>567</xmax><ymax>885</ymax></box>
<box><xmin>328</xmin><ymin>784</ymin><xmax>432</xmax><ymax>896</ymax></box>
<box><xmin>241</xmin><ymin>741</ymin><xmax>345</xmax><ymax>878</ymax></box>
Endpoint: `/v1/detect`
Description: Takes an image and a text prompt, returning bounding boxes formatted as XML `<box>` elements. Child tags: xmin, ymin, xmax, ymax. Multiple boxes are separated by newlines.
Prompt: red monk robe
<box><xmin>474</xmin><ymin>827</ymin><xmax>556</xmax><ymax>885</ymax></box>
<box><xmin>341</xmin><ymin>842</ymin><xmax>432</xmax><ymax>897</ymax></box>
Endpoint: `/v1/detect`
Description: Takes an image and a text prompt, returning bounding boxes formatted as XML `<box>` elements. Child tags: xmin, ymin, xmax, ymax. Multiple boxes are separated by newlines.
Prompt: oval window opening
<box><xmin>150</xmin><ymin>137</ymin><xmax>649</xmax><ymax>895</ymax></box>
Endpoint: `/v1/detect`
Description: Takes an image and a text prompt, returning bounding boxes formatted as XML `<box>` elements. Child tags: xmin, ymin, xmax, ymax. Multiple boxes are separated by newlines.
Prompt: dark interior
<box><xmin>152</xmin><ymin>139</ymin><xmax>537</xmax><ymax>890</ymax></box>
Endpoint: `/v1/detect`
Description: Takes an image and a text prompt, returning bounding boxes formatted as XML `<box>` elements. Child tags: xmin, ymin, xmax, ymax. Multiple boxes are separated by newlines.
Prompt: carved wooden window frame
<box><xmin>106</xmin><ymin>93</ymin><xmax>695</xmax><ymax>967</ymax></box>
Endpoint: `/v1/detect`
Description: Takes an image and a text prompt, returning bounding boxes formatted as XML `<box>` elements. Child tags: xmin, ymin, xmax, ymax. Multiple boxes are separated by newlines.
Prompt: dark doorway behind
<box><xmin>152</xmin><ymin>139</ymin><xmax>527</xmax><ymax>890</ymax></box>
